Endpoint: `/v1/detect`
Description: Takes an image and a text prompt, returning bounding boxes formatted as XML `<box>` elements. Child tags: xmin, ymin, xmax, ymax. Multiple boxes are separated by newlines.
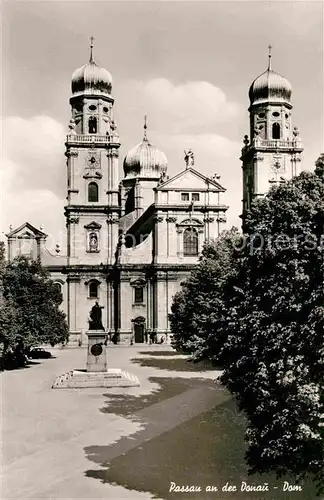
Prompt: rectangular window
<box><xmin>181</xmin><ymin>193</ymin><xmax>190</xmax><ymax>201</ymax></box>
<box><xmin>134</xmin><ymin>287</ymin><xmax>144</xmax><ymax>303</ymax></box>
<box><xmin>89</xmin><ymin>282</ymin><xmax>99</xmax><ymax>298</ymax></box>
<box><xmin>191</xmin><ymin>193</ymin><xmax>200</xmax><ymax>202</ymax></box>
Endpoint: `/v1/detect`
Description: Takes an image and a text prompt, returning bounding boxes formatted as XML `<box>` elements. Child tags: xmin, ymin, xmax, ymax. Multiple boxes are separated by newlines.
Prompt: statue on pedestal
<box><xmin>88</xmin><ymin>301</ymin><xmax>104</xmax><ymax>331</ymax></box>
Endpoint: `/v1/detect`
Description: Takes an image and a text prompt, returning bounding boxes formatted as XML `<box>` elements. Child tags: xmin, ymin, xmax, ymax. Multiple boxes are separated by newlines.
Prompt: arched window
<box><xmin>88</xmin><ymin>182</ymin><xmax>98</xmax><ymax>202</ymax></box>
<box><xmin>53</xmin><ymin>282</ymin><xmax>62</xmax><ymax>295</ymax></box>
<box><xmin>183</xmin><ymin>228</ymin><xmax>198</xmax><ymax>256</ymax></box>
<box><xmin>88</xmin><ymin>117</ymin><xmax>97</xmax><ymax>134</ymax></box>
<box><xmin>89</xmin><ymin>281</ymin><xmax>99</xmax><ymax>298</ymax></box>
<box><xmin>272</xmin><ymin>122</ymin><xmax>281</xmax><ymax>139</ymax></box>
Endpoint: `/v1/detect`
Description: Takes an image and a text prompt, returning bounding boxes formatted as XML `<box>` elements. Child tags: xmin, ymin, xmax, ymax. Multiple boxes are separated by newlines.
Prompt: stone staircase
<box><xmin>52</xmin><ymin>368</ymin><xmax>140</xmax><ymax>389</ymax></box>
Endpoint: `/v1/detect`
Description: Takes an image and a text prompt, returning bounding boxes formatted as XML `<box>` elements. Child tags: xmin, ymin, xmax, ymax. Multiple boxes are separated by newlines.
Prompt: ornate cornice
<box><xmin>166</xmin><ymin>216</ymin><xmax>177</xmax><ymax>223</ymax></box>
<box><xmin>67</xmin><ymin>275</ymin><xmax>81</xmax><ymax>283</ymax></box>
<box><xmin>130</xmin><ymin>277</ymin><xmax>147</xmax><ymax>288</ymax></box>
<box><xmin>216</xmin><ymin>215</ymin><xmax>227</xmax><ymax>223</ymax></box>
<box><xmin>83</xmin><ymin>171</ymin><xmax>103</xmax><ymax>179</ymax></box>
<box><xmin>65</xmin><ymin>149</ymin><xmax>78</xmax><ymax>158</ymax></box>
<box><xmin>253</xmin><ymin>152</ymin><xmax>264</xmax><ymax>162</ymax></box>
<box><xmin>106</xmin><ymin>215</ymin><xmax>119</xmax><ymax>224</ymax></box>
<box><xmin>84</xmin><ymin>278</ymin><xmax>101</xmax><ymax>285</ymax></box>
<box><xmin>107</xmin><ymin>150</ymin><xmax>119</xmax><ymax>158</ymax></box>
<box><xmin>67</xmin><ymin>217</ymin><xmax>79</xmax><ymax>225</ymax></box>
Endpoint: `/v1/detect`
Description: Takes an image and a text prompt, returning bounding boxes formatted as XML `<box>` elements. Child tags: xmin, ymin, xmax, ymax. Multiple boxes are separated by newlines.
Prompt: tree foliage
<box><xmin>0</xmin><ymin>256</ymin><xmax>68</xmax><ymax>365</ymax></box>
<box><xmin>221</xmin><ymin>168</ymin><xmax>324</xmax><ymax>492</ymax></box>
<box><xmin>170</xmin><ymin>158</ymin><xmax>324</xmax><ymax>493</ymax></box>
<box><xmin>169</xmin><ymin>227</ymin><xmax>242</xmax><ymax>360</ymax></box>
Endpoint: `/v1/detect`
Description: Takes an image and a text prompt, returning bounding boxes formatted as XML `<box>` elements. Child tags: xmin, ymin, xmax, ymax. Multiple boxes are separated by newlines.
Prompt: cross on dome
<box><xmin>143</xmin><ymin>114</ymin><xmax>148</xmax><ymax>141</ymax></box>
<box><xmin>268</xmin><ymin>44</ymin><xmax>272</xmax><ymax>70</ymax></box>
<box><xmin>89</xmin><ymin>36</ymin><xmax>95</xmax><ymax>63</ymax></box>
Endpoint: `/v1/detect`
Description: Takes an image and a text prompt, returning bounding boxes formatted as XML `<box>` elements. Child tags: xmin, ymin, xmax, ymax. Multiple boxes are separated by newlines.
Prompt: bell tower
<box><xmin>65</xmin><ymin>38</ymin><xmax>121</xmax><ymax>266</ymax></box>
<box><xmin>241</xmin><ymin>46</ymin><xmax>303</xmax><ymax>218</ymax></box>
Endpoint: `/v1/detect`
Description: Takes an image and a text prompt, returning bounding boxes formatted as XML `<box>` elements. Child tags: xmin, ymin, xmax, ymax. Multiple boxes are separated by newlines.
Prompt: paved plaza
<box><xmin>1</xmin><ymin>345</ymin><xmax>221</xmax><ymax>500</ymax></box>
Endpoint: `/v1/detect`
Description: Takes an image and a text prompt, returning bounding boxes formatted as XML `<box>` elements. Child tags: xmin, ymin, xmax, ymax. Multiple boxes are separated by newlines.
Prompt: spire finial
<box><xmin>268</xmin><ymin>44</ymin><xmax>272</xmax><ymax>70</ymax></box>
<box><xmin>89</xmin><ymin>36</ymin><xmax>95</xmax><ymax>63</ymax></box>
<box><xmin>143</xmin><ymin>114</ymin><xmax>148</xmax><ymax>140</ymax></box>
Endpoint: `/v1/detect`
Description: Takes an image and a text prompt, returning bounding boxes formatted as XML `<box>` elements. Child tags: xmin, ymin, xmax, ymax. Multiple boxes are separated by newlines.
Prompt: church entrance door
<box><xmin>134</xmin><ymin>324</ymin><xmax>144</xmax><ymax>343</ymax></box>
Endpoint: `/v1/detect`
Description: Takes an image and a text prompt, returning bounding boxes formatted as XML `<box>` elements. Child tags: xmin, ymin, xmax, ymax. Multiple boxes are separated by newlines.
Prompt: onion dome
<box><xmin>249</xmin><ymin>46</ymin><xmax>292</xmax><ymax>106</ymax></box>
<box><xmin>71</xmin><ymin>38</ymin><xmax>112</xmax><ymax>95</ymax></box>
<box><xmin>123</xmin><ymin>117</ymin><xmax>168</xmax><ymax>178</ymax></box>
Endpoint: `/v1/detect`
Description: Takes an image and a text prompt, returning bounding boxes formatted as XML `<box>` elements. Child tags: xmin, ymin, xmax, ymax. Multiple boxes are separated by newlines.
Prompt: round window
<box><xmin>103</xmin><ymin>106</ymin><xmax>109</xmax><ymax>113</ymax></box>
<box><xmin>285</xmin><ymin>113</ymin><xmax>289</xmax><ymax>119</ymax></box>
<box><xmin>89</xmin><ymin>105</ymin><xmax>97</xmax><ymax>111</ymax></box>
<box><xmin>258</xmin><ymin>112</ymin><xmax>265</xmax><ymax>119</ymax></box>
<box><xmin>272</xmin><ymin>111</ymin><xmax>280</xmax><ymax>117</ymax></box>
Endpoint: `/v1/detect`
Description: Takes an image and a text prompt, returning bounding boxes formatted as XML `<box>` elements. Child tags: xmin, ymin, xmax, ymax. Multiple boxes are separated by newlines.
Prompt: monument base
<box><xmin>86</xmin><ymin>330</ymin><xmax>107</xmax><ymax>372</ymax></box>
<box><xmin>52</xmin><ymin>368</ymin><xmax>140</xmax><ymax>389</ymax></box>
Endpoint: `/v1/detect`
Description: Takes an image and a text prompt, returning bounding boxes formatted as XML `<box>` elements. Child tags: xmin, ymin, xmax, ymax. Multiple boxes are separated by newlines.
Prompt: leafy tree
<box><xmin>0</xmin><ymin>241</ymin><xmax>5</xmax><ymax>275</ymax></box>
<box><xmin>1</xmin><ymin>257</ymin><xmax>68</xmax><ymax>360</ymax></box>
<box><xmin>169</xmin><ymin>227</ymin><xmax>242</xmax><ymax>361</ymax></box>
<box><xmin>216</xmin><ymin>164</ymin><xmax>324</xmax><ymax>493</ymax></box>
<box><xmin>170</xmin><ymin>156</ymin><xmax>324</xmax><ymax>493</ymax></box>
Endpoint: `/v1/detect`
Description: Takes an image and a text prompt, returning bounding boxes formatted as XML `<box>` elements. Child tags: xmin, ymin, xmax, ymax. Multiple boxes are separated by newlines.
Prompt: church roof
<box><xmin>155</xmin><ymin>167</ymin><xmax>226</xmax><ymax>192</ymax></box>
<box><xmin>71</xmin><ymin>38</ymin><xmax>112</xmax><ymax>96</ymax></box>
<box><xmin>249</xmin><ymin>47</ymin><xmax>292</xmax><ymax>106</ymax></box>
<box><xmin>123</xmin><ymin>117</ymin><xmax>168</xmax><ymax>179</ymax></box>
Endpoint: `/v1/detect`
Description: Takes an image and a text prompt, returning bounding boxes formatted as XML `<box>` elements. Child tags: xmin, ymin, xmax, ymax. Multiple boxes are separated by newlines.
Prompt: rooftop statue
<box><xmin>184</xmin><ymin>149</ymin><xmax>195</xmax><ymax>168</ymax></box>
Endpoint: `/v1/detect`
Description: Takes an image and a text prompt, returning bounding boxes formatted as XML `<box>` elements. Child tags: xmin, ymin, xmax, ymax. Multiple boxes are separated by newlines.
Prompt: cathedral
<box><xmin>6</xmin><ymin>44</ymin><xmax>303</xmax><ymax>345</ymax></box>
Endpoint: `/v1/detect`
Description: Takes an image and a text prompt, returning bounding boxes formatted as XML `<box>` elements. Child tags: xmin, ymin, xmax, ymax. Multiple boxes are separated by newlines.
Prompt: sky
<box><xmin>1</xmin><ymin>0</ymin><xmax>323</xmax><ymax>250</ymax></box>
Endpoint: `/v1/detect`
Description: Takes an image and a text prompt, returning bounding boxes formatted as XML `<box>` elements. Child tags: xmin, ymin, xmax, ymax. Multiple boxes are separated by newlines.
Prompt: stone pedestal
<box><xmin>52</xmin><ymin>330</ymin><xmax>140</xmax><ymax>389</ymax></box>
<box><xmin>86</xmin><ymin>330</ymin><xmax>107</xmax><ymax>372</ymax></box>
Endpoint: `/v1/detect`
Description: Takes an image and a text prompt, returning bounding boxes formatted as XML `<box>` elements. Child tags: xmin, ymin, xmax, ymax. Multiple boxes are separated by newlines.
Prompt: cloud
<box><xmin>1</xmin><ymin>79</ymin><xmax>243</xmax><ymax>243</ymax></box>
<box><xmin>2</xmin><ymin>115</ymin><xmax>66</xmax><ymax>193</ymax></box>
<box><xmin>1</xmin><ymin>116</ymin><xmax>66</xmax><ymax>244</ymax></box>
<box><xmin>116</xmin><ymin>78</ymin><xmax>241</xmax><ymax>136</ymax></box>
<box><xmin>116</xmin><ymin>78</ymin><xmax>243</xmax><ymax>229</ymax></box>
<box><xmin>1</xmin><ymin>188</ymin><xmax>66</xmax><ymax>248</ymax></box>
<box><xmin>154</xmin><ymin>132</ymin><xmax>242</xmax><ymax>230</ymax></box>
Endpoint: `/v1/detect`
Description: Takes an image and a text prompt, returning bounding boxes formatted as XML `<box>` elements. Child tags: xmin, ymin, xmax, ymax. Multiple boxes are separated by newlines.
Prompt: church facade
<box><xmin>6</xmin><ymin>45</ymin><xmax>303</xmax><ymax>345</ymax></box>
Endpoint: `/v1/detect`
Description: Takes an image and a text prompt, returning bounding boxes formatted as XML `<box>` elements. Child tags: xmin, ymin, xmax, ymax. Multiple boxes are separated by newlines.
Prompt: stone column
<box><xmin>67</xmin><ymin>274</ymin><xmax>80</xmax><ymax>342</ymax></box>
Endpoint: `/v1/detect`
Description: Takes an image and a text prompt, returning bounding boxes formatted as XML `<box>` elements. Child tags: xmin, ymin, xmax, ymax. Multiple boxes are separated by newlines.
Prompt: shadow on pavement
<box><xmin>131</xmin><ymin>356</ymin><xmax>215</xmax><ymax>372</ymax></box>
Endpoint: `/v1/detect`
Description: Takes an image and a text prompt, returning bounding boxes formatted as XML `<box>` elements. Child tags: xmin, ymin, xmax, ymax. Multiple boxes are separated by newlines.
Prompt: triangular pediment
<box><xmin>156</xmin><ymin>167</ymin><xmax>225</xmax><ymax>192</ymax></box>
<box><xmin>6</xmin><ymin>222</ymin><xmax>47</xmax><ymax>239</ymax></box>
<box><xmin>84</xmin><ymin>221</ymin><xmax>102</xmax><ymax>230</ymax></box>
<box><xmin>178</xmin><ymin>218</ymin><xmax>204</xmax><ymax>227</ymax></box>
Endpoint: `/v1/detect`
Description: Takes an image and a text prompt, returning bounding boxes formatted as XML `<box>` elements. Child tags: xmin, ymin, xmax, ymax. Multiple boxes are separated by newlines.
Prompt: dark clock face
<box><xmin>91</xmin><ymin>343</ymin><xmax>103</xmax><ymax>357</ymax></box>
<box><xmin>87</xmin><ymin>151</ymin><xmax>99</xmax><ymax>168</ymax></box>
<box><xmin>272</xmin><ymin>156</ymin><xmax>285</xmax><ymax>173</ymax></box>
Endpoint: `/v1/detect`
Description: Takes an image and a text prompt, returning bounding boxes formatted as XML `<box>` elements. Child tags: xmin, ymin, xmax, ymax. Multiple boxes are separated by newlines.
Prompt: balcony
<box><xmin>260</xmin><ymin>139</ymin><xmax>301</xmax><ymax>149</ymax></box>
<box><xmin>241</xmin><ymin>138</ymin><xmax>303</xmax><ymax>157</ymax></box>
<box><xmin>66</xmin><ymin>134</ymin><xmax>119</xmax><ymax>146</ymax></box>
